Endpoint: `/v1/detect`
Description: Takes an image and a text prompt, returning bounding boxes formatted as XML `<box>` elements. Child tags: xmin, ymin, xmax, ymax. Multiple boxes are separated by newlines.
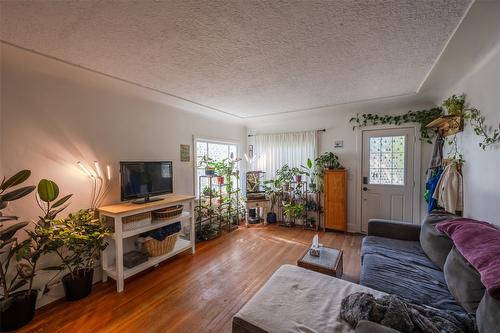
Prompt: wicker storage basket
<box><xmin>152</xmin><ymin>205</ymin><xmax>183</xmax><ymax>222</ymax></box>
<box><xmin>143</xmin><ymin>232</ymin><xmax>179</xmax><ymax>257</ymax></box>
<box><xmin>122</xmin><ymin>212</ymin><xmax>152</xmax><ymax>231</ymax></box>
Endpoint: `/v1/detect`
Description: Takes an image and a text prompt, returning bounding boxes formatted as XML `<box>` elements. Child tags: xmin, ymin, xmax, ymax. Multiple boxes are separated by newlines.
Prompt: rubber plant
<box><xmin>0</xmin><ymin>170</ymin><xmax>37</xmax><ymax>331</ymax></box>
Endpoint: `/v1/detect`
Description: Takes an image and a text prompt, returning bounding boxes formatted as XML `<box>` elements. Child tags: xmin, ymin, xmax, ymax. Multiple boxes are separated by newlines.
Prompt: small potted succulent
<box><xmin>39</xmin><ymin>209</ymin><xmax>110</xmax><ymax>301</ymax></box>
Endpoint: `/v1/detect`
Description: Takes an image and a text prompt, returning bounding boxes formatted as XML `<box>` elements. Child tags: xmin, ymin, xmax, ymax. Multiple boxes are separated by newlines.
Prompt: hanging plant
<box><xmin>349</xmin><ymin>108</ymin><xmax>443</xmax><ymax>143</ymax></box>
<box><xmin>442</xmin><ymin>94</ymin><xmax>465</xmax><ymax>116</ymax></box>
<box><xmin>463</xmin><ymin>107</ymin><xmax>500</xmax><ymax>150</ymax></box>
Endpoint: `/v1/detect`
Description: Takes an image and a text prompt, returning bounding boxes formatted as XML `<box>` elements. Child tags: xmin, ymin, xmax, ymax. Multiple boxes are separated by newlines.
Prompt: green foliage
<box><xmin>315</xmin><ymin>152</ymin><xmax>342</xmax><ymax>170</ymax></box>
<box><xmin>37</xmin><ymin>179</ymin><xmax>59</xmax><ymax>202</ymax></box>
<box><xmin>275</xmin><ymin>164</ymin><xmax>294</xmax><ymax>184</ymax></box>
<box><xmin>263</xmin><ymin>178</ymin><xmax>283</xmax><ymax>212</ymax></box>
<box><xmin>0</xmin><ymin>170</ymin><xmax>36</xmax><ymax>300</ymax></box>
<box><xmin>349</xmin><ymin>108</ymin><xmax>443</xmax><ymax>143</ymax></box>
<box><xmin>36</xmin><ymin>179</ymin><xmax>73</xmax><ymax>224</ymax></box>
<box><xmin>463</xmin><ymin>107</ymin><xmax>500</xmax><ymax>150</ymax></box>
<box><xmin>443</xmin><ymin>94</ymin><xmax>465</xmax><ymax>116</ymax></box>
<box><xmin>282</xmin><ymin>203</ymin><xmax>305</xmax><ymax>219</ymax></box>
<box><xmin>37</xmin><ymin>209</ymin><xmax>110</xmax><ymax>280</ymax></box>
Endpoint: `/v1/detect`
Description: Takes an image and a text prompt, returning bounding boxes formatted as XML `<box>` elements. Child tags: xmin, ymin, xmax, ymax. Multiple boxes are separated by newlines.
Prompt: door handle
<box><xmin>362</xmin><ymin>187</ymin><xmax>369</xmax><ymax>191</ymax></box>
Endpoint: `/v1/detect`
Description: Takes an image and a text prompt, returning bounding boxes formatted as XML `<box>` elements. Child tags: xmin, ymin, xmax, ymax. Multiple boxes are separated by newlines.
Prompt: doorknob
<box><xmin>362</xmin><ymin>187</ymin><xmax>369</xmax><ymax>191</ymax></box>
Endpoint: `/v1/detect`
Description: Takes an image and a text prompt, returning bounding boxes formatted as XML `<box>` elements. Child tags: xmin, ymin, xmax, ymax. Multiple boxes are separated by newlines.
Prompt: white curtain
<box><xmin>252</xmin><ymin>130</ymin><xmax>317</xmax><ymax>179</ymax></box>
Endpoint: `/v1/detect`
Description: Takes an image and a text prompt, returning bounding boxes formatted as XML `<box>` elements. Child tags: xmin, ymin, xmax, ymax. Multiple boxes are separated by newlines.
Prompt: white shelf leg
<box><xmin>190</xmin><ymin>199</ymin><xmax>195</xmax><ymax>254</ymax></box>
<box><xmin>101</xmin><ymin>213</ymin><xmax>109</xmax><ymax>283</ymax></box>
<box><xmin>115</xmin><ymin>216</ymin><xmax>125</xmax><ymax>292</ymax></box>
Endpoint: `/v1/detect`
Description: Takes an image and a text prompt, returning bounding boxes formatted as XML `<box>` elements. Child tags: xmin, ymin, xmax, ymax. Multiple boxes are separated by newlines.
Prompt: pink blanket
<box><xmin>437</xmin><ymin>218</ymin><xmax>500</xmax><ymax>299</ymax></box>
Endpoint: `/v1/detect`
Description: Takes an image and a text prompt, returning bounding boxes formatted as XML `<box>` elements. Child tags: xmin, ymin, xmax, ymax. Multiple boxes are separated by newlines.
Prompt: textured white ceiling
<box><xmin>0</xmin><ymin>0</ymin><xmax>471</xmax><ymax>118</ymax></box>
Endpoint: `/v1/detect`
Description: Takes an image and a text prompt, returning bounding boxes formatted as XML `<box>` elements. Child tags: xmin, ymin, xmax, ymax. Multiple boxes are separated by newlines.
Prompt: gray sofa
<box><xmin>361</xmin><ymin>211</ymin><xmax>500</xmax><ymax>333</ymax></box>
<box><xmin>233</xmin><ymin>211</ymin><xmax>500</xmax><ymax>333</ymax></box>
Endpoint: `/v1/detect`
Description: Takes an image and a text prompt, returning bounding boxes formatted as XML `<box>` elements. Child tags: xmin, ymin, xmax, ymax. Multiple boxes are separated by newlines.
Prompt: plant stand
<box><xmin>196</xmin><ymin>174</ymin><xmax>242</xmax><ymax>241</ymax></box>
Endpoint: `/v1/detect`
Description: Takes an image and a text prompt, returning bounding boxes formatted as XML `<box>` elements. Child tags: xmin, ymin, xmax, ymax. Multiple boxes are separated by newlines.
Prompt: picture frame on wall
<box><xmin>180</xmin><ymin>144</ymin><xmax>190</xmax><ymax>162</ymax></box>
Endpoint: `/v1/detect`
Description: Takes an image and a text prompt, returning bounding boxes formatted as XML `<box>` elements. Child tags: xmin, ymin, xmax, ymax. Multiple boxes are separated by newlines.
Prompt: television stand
<box><xmin>132</xmin><ymin>196</ymin><xmax>164</xmax><ymax>204</ymax></box>
<box><xmin>98</xmin><ymin>194</ymin><xmax>195</xmax><ymax>292</ymax></box>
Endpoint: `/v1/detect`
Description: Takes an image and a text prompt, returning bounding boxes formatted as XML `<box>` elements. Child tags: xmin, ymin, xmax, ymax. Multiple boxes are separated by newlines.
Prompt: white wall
<box><xmin>436</xmin><ymin>42</ymin><xmax>500</xmax><ymax>225</ymax></box>
<box><xmin>419</xmin><ymin>0</ymin><xmax>500</xmax><ymax>226</ymax></box>
<box><xmin>0</xmin><ymin>44</ymin><xmax>246</xmax><ymax>305</ymax></box>
<box><xmin>247</xmin><ymin>97</ymin><xmax>435</xmax><ymax>232</ymax></box>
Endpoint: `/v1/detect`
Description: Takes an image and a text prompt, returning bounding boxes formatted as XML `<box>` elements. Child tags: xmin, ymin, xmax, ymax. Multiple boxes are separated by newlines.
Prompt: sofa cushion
<box><xmin>360</xmin><ymin>236</ymin><xmax>465</xmax><ymax>316</ymax></box>
<box><xmin>437</xmin><ymin>218</ymin><xmax>500</xmax><ymax>299</ymax></box>
<box><xmin>233</xmin><ymin>264</ymin><xmax>386</xmax><ymax>333</ymax></box>
<box><xmin>476</xmin><ymin>293</ymin><xmax>500</xmax><ymax>333</ymax></box>
<box><xmin>419</xmin><ymin>210</ymin><xmax>456</xmax><ymax>270</ymax></box>
<box><xmin>444</xmin><ymin>247</ymin><xmax>485</xmax><ymax>313</ymax></box>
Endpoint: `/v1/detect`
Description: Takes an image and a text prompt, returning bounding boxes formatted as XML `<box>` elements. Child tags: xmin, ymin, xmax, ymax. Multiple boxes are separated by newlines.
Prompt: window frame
<box><xmin>193</xmin><ymin>136</ymin><xmax>240</xmax><ymax>197</ymax></box>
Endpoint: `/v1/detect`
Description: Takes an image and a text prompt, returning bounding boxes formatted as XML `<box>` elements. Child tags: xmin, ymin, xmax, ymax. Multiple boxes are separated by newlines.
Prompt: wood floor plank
<box><xmin>17</xmin><ymin>225</ymin><xmax>362</xmax><ymax>333</ymax></box>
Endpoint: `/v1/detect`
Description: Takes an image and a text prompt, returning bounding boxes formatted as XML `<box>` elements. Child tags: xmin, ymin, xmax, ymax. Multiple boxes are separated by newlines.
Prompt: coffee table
<box><xmin>297</xmin><ymin>246</ymin><xmax>343</xmax><ymax>278</ymax></box>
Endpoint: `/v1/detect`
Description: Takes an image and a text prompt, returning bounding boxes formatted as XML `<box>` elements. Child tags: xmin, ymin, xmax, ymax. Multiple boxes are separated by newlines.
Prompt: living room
<box><xmin>1</xmin><ymin>1</ymin><xmax>499</xmax><ymax>332</ymax></box>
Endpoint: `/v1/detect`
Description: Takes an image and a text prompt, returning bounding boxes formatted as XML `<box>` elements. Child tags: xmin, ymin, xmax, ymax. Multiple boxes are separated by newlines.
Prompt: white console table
<box><xmin>98</xmin><ymin>194</ymin><xmax>195</xmax><ymax>292</ymax></box>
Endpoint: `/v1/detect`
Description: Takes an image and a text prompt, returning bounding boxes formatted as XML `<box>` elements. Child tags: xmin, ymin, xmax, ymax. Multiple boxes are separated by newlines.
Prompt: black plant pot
<box><xmin>266</xmin><ymin>212</ymin><xmax>277</xmax><ymax>224</ymax></box>
<box><xmin>0</xmin><ymin>290</ymin><xmax>38</xmax><ymax>332</ymax></box>
<box><xmin>62</xmin><ymin>269</ymin><xmax>94</xmax><ymax>301</ymax></box>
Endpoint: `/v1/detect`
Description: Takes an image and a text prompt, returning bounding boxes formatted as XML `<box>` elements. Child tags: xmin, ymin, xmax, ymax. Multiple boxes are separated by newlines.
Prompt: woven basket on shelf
<box><xmin>122</xmin><ymin>212</ymin><xmax>151</xmax><ymax>231</ymax></box>
<box><xmin>143</xmin><ymin>232</ymin><xmax>179</xmax><ymax>257</ymax></box>
<box><xmin>152</xmin><ymin>205</ymin><xmax>183</xmax><ymax>221</ymax></box>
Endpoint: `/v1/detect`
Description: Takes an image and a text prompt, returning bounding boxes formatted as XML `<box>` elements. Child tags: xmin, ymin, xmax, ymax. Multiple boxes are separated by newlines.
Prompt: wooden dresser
<box><xmin>323</xmin><ymin>169</ymin><xmax>347</xmax><ymax>231</ymax></box>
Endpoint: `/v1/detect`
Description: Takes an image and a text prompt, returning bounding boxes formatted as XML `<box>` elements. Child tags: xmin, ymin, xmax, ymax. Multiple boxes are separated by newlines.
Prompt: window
<box><xmin>369</xmin><ymin>135</ymin><xmax>405</xmax><ymax>185</ymax></box>
<box><xmin>195</xmin><ymin>139</ymin><xmax>238</xmax><ymax>196</ymax></box>
<box><xmin>252</xmin><ymin>130</ymin><xmax>317</xmax><ymax>179</ymax></box>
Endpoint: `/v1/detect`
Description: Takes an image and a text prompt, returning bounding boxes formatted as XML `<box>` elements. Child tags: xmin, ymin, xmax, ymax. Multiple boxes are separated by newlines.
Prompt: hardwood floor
<box><xmin>19</xmin><ymin>225</ymin><xmax>362</xmax><ymax>333</ymax></box>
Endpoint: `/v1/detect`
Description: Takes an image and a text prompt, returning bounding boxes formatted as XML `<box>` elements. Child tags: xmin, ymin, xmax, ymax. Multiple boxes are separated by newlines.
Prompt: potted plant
<box><xmin>263</xmin><ymin>179</ymin><xmax>282</xmax><ymax>224</ymax></box>
<box><xmin>443</xmin><ymin>94</ymin><xmax>465</xmax><ymax>116</ymax></box>
<box><xmin>0</xmin><ymin>170</ymin><xmax>37</xmax><ymax>332</ymax></box>
<box><xmin>305</xmin><ymin>216</ymin><xmax>316</xmax><ymax>229</ymax></box>
<box><xmin>282</xmin><ymin>203</ymin><xmax>304</xmax><ymax>226</ymax></box>
<box><xmin>315</xmin><ymin>152</ymin><xmax>342</xmax><ymax>170</ymax></box>
<box><xmin>290</xmin><ymin>167</ymin><xmax>305</xmax><ymax>183</ymax></box>
<box><xmin>301</xmin><ymin>158</ymin><xmax>317</xmax><ymax>191</ymax></box>
<box><xmin>39</xmin><ymin>209</ymin><xmax>109</xmax><ymax>301</ymax></box>
<box><xmin>198</xmin><ymin>155</ymin><xmax>215</xmax><ymax>176</ymax></box>
<box><xmin>275</xmin><ymin>165</ymin><xmax>294</xmax><ymax>191</ymax></box>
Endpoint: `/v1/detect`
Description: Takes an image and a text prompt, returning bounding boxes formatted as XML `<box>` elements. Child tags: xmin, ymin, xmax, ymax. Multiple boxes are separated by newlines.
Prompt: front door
<box><xmin>361</xmin><ymin>127</ymin><xmax>415</xmax><ymax>233</ymax></box>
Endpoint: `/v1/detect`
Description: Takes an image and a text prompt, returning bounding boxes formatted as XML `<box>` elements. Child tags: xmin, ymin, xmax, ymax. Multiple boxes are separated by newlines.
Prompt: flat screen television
<box><xmin>120</xmin><ymin>161</ymin><xmax>173</xmax><ymax>203</ymax></box>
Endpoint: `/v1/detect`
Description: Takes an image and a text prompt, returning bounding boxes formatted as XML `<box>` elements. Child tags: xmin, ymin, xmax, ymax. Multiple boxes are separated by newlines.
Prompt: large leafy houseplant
<box><xmin>275</xmin><ymin>164</ymin><xmax>295</xmax><ymax>190</ymax></box>
<box><xmin>39</xmin><ymin>209</ymin><xmax>109</xmax><ymax>301</ymax></box>
<box><xmin>0</xmin><ymin>170</ymin><xmax>37</xmax><ymax>331</ymax></box>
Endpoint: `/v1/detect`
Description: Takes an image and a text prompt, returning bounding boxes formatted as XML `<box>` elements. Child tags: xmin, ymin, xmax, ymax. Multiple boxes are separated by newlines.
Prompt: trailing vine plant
<box><xmin>350</xmin><ymin>94</ymin><xmax>500</xmax><ymax>149</ymax></box>
<box><xmin>349</xmin><ymin>108</ymin><xmax>443</xmax><ymax>143</ymax></box>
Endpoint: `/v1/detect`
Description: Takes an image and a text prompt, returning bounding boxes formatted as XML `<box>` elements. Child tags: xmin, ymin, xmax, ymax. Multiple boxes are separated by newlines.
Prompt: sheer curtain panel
<box><xmin>253</xmin><ymin>130</ymin><xmax>317</xmax><ymax>179</ymax></box>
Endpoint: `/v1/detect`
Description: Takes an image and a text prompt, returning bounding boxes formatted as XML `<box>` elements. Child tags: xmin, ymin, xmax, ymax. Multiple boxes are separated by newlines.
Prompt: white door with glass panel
<box><xmin>361</xmin><ymin>128</ymin><xmax>415</xmax><ymax>233</ymax></box>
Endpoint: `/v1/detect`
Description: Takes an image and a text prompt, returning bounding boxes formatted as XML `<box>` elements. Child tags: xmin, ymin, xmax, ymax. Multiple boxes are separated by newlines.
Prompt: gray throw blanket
<box><xmin>340</xmin><ymin>292</ymin><xmax>476</xmax><ymax>333</ymax></box>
